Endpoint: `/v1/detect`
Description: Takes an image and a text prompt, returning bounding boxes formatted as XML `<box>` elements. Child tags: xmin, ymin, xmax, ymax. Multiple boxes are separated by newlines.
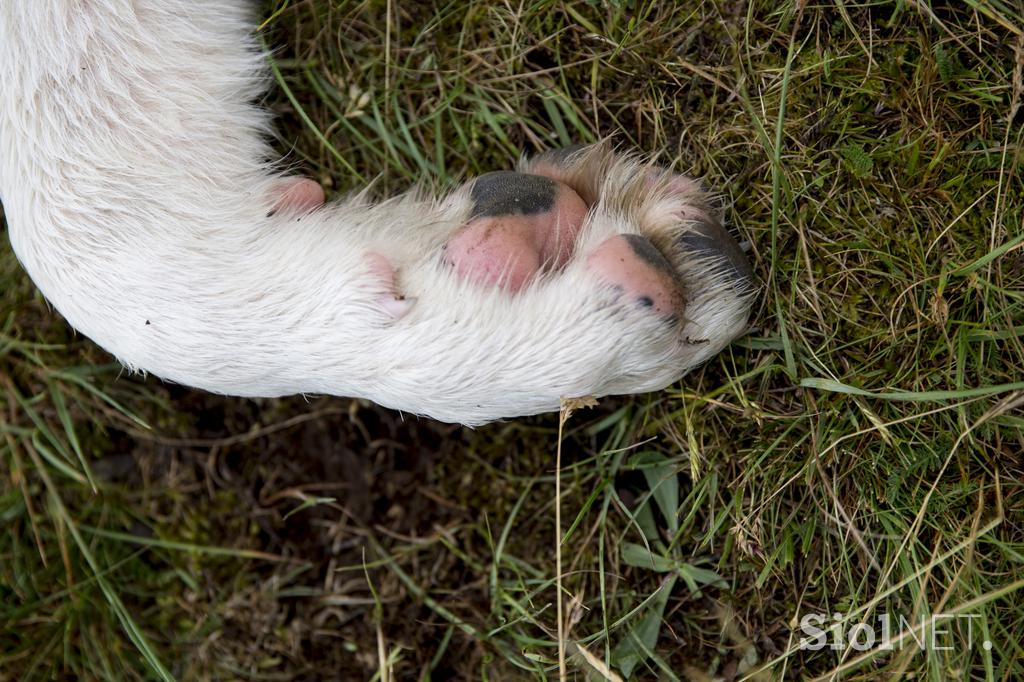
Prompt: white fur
<box><xmin>0</xmin><ymin>1</ymin><xmax>753</xmax><ymax>425</ymax></box>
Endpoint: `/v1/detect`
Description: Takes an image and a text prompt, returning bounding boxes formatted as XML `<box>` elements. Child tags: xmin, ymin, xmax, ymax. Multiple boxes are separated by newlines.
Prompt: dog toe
<box><xmin>677</xmin><ymin>218</ymin><xmax>754</xmax><ymax>288</ymax></box>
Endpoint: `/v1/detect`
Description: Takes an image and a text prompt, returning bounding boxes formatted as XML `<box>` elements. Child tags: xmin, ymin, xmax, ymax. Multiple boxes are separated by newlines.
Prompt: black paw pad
<box><xmin>469</xmin><ymin>171</ymin><xmax>558</xmax><ymax>218</ymax></box>
<box><xmin>677</xmin><ymin>220</ymin><xmax>754</xmax><ymax>287</ymax></box>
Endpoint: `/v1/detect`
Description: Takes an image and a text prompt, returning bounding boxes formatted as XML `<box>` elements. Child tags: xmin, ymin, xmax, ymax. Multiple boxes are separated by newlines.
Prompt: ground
<box><xmin>2</xmin><ymin>1</ymin><xmax>1023</xmax><ymax>680</ymax></box>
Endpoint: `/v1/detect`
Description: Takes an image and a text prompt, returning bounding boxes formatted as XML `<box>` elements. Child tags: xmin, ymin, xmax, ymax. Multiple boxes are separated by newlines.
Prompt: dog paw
<box><xmin>441</xmin><ymin>143</ymin><xmax>754</xmax><ymax>327</ymax></box>
<box><xmin>298</xmin><ymin>144</ymin><xmax>754</xmax><ymax>423</ymax></box>
<box><xmin>524</xmin><ymin>143</ymin><xmax>754</xmax><ymax>295</ymax></box>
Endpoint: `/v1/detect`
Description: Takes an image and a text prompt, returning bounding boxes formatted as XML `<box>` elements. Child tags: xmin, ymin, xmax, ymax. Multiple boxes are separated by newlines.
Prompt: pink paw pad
<box><xmin>586</xmin><ymin>234</ymin><xmax>685</xmax><ymax>317</ymax></box>
<box><xmin>444</xmin><ymin>171</ymin><xmax>588</xmax><ymax>292</ymax></box>
<box><xmin>366</xmin><ymin>251</ymin><xmax>414</xmax><ymax>319</ymax></box>
<box><xmin>268</xmin><ymin>177</ymin><xmax>325</xmax><ymax>216</ymax></box>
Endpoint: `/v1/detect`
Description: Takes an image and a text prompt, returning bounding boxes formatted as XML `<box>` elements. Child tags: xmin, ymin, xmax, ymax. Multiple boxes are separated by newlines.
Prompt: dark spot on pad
<box><xmin>677</xmin><ymin>219</ymin><xmax>754</xmax><ymax>286</ymax></box>
<box><xmin>469</xmin><ymin>171</ymin><xmax>557</xmax><ymax>218</ymax></box>
<box><xmin>622</xmin><ymin>234</ymin><xmax>677</xmax><ymax>277</ymax></box>
<box><xmin>638</xmin><ymin>296</ymin><xmax>654</xmax><ymax>308</ymax></box>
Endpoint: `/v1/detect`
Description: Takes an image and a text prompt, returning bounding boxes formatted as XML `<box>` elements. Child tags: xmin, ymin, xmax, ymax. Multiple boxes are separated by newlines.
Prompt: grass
<box><xmin>2</xmin><ymin>0</ymin><xmax>1023</xmax><ymax>679</ymax></box>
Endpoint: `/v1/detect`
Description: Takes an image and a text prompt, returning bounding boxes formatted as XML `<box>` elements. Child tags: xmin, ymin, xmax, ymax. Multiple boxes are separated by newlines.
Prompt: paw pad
<box><xmin>586</xmin><ymin>234</ymin><xmax>685</xmax><ymax>317</ymax></box>
<box><xmin>444</xmin><ymin>171</ymin><xmax>588</xmax><ymax>291</ymax></box>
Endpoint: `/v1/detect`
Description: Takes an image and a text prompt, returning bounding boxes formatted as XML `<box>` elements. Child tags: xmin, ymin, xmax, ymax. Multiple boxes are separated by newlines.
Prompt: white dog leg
<box><xmin>0</xmin><ymin>2</ymin><xmax>755</xmax><ymax>425</ymax></box>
